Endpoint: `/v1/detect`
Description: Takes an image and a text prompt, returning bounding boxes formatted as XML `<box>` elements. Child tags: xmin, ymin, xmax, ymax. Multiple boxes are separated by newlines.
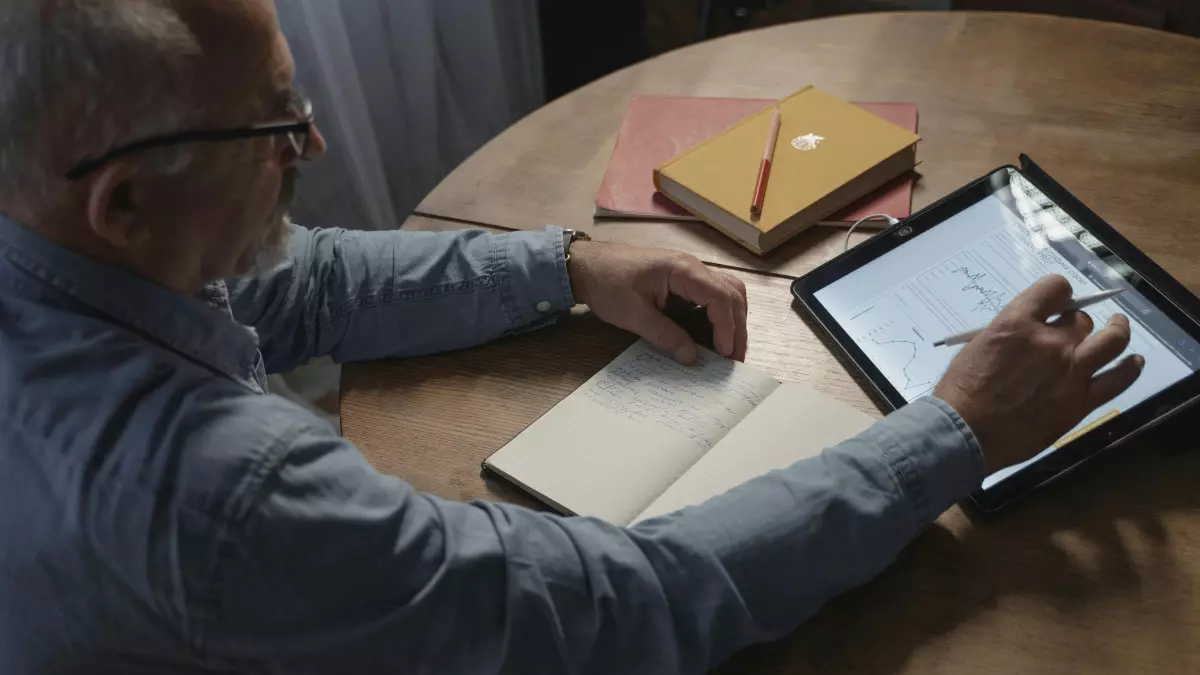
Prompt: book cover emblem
<box><xmin>791</xmin><ymin>133</ymin><xmax>824</xmax><ymax>151</ymax></box>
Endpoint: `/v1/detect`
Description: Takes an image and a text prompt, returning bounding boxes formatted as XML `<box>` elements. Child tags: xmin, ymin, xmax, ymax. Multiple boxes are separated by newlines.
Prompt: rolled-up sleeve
<box><xmin>205</xmin><ymin>397</ymin><xmax>983</xmax><ymax>674</ymax></box>
<box><xmin>226</xmin><ymin>224</ymin><xmax>574</xmax><ymax>373</ymax></box>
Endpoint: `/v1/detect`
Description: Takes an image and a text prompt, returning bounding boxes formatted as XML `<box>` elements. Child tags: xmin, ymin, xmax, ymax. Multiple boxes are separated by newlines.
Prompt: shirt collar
<box><xmin>0</xmin><ymin>214</ymin><xmax>260</xmax><ymax>382</ymax></box>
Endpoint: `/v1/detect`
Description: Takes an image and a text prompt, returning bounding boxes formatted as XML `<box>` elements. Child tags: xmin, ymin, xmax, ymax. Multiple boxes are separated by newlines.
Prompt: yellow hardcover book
<box><xmin>653</xmin><ymin>85</ymin><xmax>920</xmax><ymax>254</ymax></box>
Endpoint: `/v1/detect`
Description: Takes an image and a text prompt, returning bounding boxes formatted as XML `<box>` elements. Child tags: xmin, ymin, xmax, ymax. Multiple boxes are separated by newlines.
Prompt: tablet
<box><xmin>792</xmin><ymin>156</ymin><xmax>1200</xmax><ymax>512</ymax></box>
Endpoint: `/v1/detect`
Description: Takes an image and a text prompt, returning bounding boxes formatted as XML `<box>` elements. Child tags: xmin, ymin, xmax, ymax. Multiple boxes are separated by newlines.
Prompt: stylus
<box><xmin>932</xmin><ymin>288</ymin><xmax>1127</xmax><ymax>347</ymax></box>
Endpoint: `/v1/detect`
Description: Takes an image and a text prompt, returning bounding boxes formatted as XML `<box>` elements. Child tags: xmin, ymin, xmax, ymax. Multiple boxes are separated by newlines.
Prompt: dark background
<box><xmin>538</xmin><ymin>0</ymin><xmax>1200</xmax><ymax>100</ymax></box>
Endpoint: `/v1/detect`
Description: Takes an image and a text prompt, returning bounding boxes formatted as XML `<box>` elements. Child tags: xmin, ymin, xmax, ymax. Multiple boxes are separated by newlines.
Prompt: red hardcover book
<box><xmin>595</xmin><ymin>96</ymin><xmax>918</xmax><ymax>227</ymax></box>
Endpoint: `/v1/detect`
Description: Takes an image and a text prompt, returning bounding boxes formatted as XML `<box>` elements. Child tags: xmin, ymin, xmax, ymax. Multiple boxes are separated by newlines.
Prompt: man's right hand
<box><xmin>933</xmin><ymin>275</ymin><xmax>1145</xmax><ymax>474</ymax></box>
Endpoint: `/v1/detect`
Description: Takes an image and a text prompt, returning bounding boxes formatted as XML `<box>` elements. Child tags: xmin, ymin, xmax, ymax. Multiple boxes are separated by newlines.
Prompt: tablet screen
<box><xmin>814</xmin><ymin>170</ymin><xmax>1200</xmax><ymax>490</ymax></box>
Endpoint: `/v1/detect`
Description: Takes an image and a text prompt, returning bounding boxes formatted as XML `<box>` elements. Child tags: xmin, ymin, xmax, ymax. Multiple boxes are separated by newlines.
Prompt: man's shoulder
<box><xmin>173</xmin><ymin>387</ymin><xmax>335</xmax><ymax>517</ymax></box>
<box><xmin>0</xmin><ymin>297</ymin><xmax>340</xmax><ymax>662</ymax></box>
<box><xmin>0</xmin><ymin>312</ymin><xmax>331</xmax><ymax>525</ymax></box>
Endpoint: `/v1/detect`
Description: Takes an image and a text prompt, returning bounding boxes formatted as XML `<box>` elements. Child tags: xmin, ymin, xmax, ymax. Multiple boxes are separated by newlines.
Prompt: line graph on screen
<box><xmin>913</xmin><ymin>251</ymin><xmax>1025</xmax><ymax>327</ymax></box>
<box><xmin>836</xmin><ymin>227</ymin><xmax>1128</xmax><ymax>402</ymax></box>
<box><xmin>845</xmin><ymin>299</ymin><xmax>950</xmax><ymax>399</ymax></box>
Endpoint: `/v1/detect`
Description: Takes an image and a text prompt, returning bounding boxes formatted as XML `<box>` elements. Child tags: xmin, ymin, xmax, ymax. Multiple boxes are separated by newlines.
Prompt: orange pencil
<box><xmin>750</xmin><ymin>108</ymin><xmax>781</xmax><ymax>217</ymax></box>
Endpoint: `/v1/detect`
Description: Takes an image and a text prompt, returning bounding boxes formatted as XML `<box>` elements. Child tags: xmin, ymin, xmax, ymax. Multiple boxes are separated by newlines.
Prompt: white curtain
<box><xmin>268</xmin><ymin>1</ymin><xmax>545</xmax><ymax>425</ymax></box>
<box><xmin>277</xmin><ymin>0</ymin><xmax>546</xmax><ymax>231</ymax></box>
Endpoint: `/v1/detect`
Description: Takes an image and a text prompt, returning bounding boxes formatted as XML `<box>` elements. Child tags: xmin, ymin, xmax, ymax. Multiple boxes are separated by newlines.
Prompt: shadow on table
<box><xmin>345</xmin><ymin>297</ymin><xmax>715</xmax><ymax>400</ymax></box>
<box><xmin>717</xmin><ymin>304</ymin><xmax>1200</xmax><ymax>674</ymax></box>
<box><xmin>590</xmin><ymin>170</ymin><xmax>924</xmax><ymax>279</ymax></box>
<box><xmin>587</xmin><ymin>214</ymin><xmax>858</xmax><ymax>278</ymax></box>
<box><xmin>343</xmin><ymin>311</ymin><xmax>627</xmax><ymax>394</ymax></box>
<box><xmin>343</xmin><ymin>300</ymin><xmax>720</xmax><ymax>506</ymax></box>
<box><xmin>725</xmin><ymin>418</ymin><xmax>1200</xmax><ymax>673</ymax></box>
<box><xmin>347</xmin><ymin>286</ymin><xmax>1199</xmax><ymax>674</ymax></box>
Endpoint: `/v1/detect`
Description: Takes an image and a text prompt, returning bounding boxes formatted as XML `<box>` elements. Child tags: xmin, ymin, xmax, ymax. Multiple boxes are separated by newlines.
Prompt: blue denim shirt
<box><xmin>0</xmin><ymin>215</ymin><xmax>983</xmax><ymax>674</ymax></box>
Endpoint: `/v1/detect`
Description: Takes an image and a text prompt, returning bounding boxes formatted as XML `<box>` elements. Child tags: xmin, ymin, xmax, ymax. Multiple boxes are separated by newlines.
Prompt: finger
<box><xmin>724</xmin><ymin>276</ymin><xmax>749</xmax><ymax>361</ymax></box>
<box><xmin>1048</xmin><ymin>310</ymin><xmax>1094</xmax><ymax>344</ymax></box>
<box><xmin>633</xmin><ymin>301</ymin><xmax>699</xmax><ymax>364</ymax></box>
<box><xmin>1086</xmin><ymin>354</ymin><xmax>1145</xmax><ymax>410</ymax></box>
<box><xmin>707</xmin><ymin>296</ymin><xmax>737</xmax><ymax>359</ymax></box>
<box><xmin>1075</xmin><ymin>313</ymin><xmax>1132</xmax><ymax>374</ymax></box>
<box><xmin>667</xmin><ymin>259</ymin><xmax>739</xmax><ymax>359</ymax></box>
<box><xmin>1004</xmin><ymin>275</ymin><xmax>1073</xmax><ymax>322</ymax></box>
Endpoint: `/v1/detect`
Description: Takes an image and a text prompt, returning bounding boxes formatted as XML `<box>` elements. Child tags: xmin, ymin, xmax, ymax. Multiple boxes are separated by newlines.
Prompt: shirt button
<box><xmin>536</xmin><ymin>300</ymin><xmax>553</xmax><ymax>313</ymax></box>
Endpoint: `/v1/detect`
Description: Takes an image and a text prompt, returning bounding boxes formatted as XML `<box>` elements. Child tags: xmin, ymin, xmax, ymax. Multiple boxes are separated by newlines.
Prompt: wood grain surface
<box><xmin>415</xmin><ymin>12</ymin><xmax>1200</xmax><ymax>287</ymax></box>
<box><xmin>343</xmin><ymin>218</ymin><xmax>879</xmax><ymax>504</ymax></box>
<box><xmin>342</xmin><ymin>218</ymin><xmax>1200</xmax><ymax>674</ymax></box>
<box><xmin>343</xmin><ymin>12</ymin><xmax>1200</xmax><ymax>673</ymax></box>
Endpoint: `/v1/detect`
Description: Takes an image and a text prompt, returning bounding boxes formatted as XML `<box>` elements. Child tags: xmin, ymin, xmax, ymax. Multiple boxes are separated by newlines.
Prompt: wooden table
<box><xmin>342</xmin><ymin>12</ymin><xmax>1200</xmax><ymax>674</ymax></box>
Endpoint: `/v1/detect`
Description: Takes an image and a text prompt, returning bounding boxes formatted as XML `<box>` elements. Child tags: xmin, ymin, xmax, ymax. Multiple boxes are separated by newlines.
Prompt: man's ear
<box><xmin>85</xmin><ymin>159</ymin><xmax>149</xmax><ymax>249</ymax></box>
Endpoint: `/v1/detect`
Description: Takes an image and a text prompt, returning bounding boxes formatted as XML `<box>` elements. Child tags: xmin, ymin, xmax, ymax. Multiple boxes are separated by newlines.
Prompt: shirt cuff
<box><xmin>494</xmin><ymin>227</ymin><xmax>576</xmax><ymax>332</ymax></box>
<box><xmin>858</xmin><ymin>397</ymin><xmax>985</xmax><ymax>523</ymax></box>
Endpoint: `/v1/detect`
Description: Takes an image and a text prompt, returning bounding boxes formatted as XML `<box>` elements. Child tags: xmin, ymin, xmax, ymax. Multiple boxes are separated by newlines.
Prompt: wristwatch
<box><xmin>562</xmin><ymin>228</ymin><xmax>592</xmax><ymax>262</ymax></box>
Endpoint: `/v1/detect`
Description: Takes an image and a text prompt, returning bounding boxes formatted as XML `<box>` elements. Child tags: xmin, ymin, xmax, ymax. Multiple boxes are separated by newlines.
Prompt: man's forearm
<box><xmin>494</xmin><ymin>397</ymin><xmax>984</xmax><ymax>673</ymax></box>
<box><xmin>630</xmin><ymin>397</ymin><xmax>983</xmax><ymax>660</ymax></box>
<box><xmin>214</xmin><ymin>398</ymin><xmax>982</xmax><ymax>673</ymax></box>
<box><xmin>226</xmin><ymin>224</ymin><xmax>574</xmax><ymax>373</ymax></box>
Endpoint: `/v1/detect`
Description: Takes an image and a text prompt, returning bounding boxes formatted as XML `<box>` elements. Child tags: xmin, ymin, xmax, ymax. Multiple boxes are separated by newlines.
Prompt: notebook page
<box><xmin>485</xmin><ymin>340</ymin><xmax>781</xmax><ymax>525</ymax></box>
<box><xmin>632</xmin><ymin>382</ymin><xmax>876</xmax><ymax>523</ymax></box>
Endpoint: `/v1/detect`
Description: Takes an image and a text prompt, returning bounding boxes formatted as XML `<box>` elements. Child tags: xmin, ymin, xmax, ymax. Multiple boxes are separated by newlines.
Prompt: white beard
<box><xmin>246</xmin><ymin>213</ymin><xmax>292</xmax><ymax>275</ymax></box>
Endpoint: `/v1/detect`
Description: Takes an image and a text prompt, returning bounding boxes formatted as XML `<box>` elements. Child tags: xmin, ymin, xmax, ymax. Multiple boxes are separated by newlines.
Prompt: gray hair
<box><xmin>0</xmin><ymin>0</ymin><xmax>202</xmax><ymax>206</ymax></box>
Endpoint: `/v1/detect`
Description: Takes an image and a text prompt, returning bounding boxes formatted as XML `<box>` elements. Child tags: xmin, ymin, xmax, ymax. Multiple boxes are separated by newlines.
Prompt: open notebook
<box><xmin>484</xmin><ymin>340</ymin><xmax>877</xmax><ymax>526</ymax></box>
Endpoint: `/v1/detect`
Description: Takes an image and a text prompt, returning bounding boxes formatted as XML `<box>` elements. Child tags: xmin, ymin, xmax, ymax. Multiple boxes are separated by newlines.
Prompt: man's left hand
<box><xmin>566</xmin><ymin>240</ymin><xmax>748</xmax><ymax>365</ymax></box>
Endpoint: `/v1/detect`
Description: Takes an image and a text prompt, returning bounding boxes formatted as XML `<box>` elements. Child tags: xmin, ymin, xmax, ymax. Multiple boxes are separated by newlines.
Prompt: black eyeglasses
<box><xmin>64</xmin><ymin>91</ymin><xmax>315</xmax><ymax>180</ymax></box>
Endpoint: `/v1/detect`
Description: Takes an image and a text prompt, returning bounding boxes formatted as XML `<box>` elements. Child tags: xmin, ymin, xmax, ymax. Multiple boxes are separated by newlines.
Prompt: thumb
<box><xmin>631</xmin><ymin>302</ymin><xmax>699</xmax><ymax>364</ymax></box>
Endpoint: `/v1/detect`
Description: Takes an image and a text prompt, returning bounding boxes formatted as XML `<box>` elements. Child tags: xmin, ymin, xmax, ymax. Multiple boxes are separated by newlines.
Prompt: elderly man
<box><xmin>0</xmin><ymin>1</ymin><xmax>1144</xmax><ymax>673</ymax></box>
